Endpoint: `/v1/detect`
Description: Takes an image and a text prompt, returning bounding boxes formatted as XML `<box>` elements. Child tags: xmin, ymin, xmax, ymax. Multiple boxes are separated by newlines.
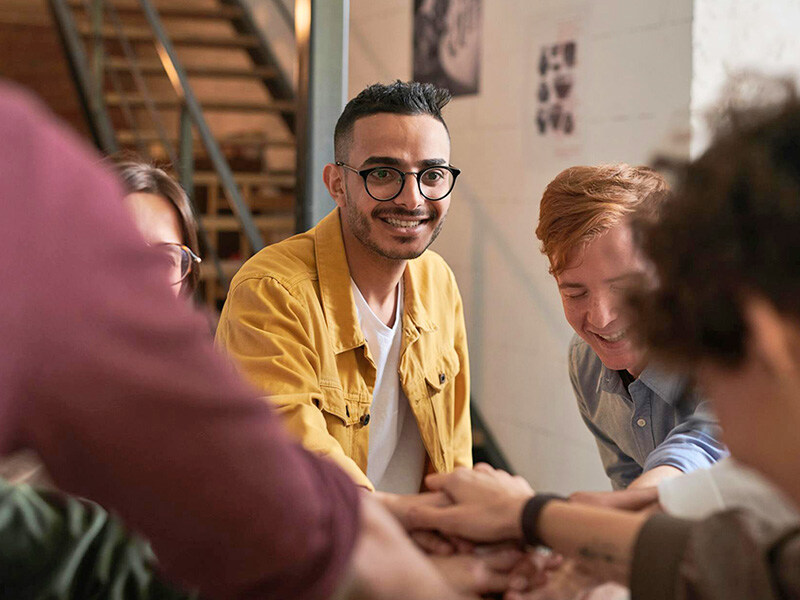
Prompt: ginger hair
<box><xmin>535</xmin><ymin>163</ymin><xmax>669</xmax><ymax>276</ymax></box>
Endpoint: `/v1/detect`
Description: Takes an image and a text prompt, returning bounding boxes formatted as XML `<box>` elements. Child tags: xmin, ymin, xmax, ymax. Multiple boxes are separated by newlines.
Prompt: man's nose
<box><xmin>587</xmin><ymin>294</ymin><xmax>617</xmax><ymax>329</ymax></box>
<box><xmin>391</xmin><ymin>174</ymin><xmax>426</xmax><ymax>211</ymax></box>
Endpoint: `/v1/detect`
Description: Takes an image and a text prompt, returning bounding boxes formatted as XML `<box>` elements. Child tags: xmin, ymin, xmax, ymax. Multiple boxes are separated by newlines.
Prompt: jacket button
<box><xmin>439</xmin><ymin>373</ymin><xmax>446</xmax><ymax>384</ymax></box>
<box><xmin>361</xmin><ymin>413</ymin><xmax>371</xmax><ymax>426</ymax></box>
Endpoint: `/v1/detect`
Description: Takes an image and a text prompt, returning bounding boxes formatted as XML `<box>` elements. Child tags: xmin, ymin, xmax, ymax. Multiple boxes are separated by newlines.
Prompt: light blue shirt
<box><xmin>568</xmin><ymin>335</ymin><xmax>727</xmax><ymax>490</ymax></box>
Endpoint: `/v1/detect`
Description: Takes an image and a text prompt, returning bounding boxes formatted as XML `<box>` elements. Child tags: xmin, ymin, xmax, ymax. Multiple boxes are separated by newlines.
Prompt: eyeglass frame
<box><xmin>335</xmin><ymin>161</ymin><xmax>461</xmax><ymax>202</ymax></box>
<box><xmin>150</xmin><ymin>242</ymin><xmax>202</xmax><ymax>286</ymax></box>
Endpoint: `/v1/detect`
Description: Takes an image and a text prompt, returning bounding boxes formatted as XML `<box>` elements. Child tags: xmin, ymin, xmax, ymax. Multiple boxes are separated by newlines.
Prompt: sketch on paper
<box><xmin>536</xmin><ymin>40</ymin><xmax>577</xmax><ymax>135</ymax></box>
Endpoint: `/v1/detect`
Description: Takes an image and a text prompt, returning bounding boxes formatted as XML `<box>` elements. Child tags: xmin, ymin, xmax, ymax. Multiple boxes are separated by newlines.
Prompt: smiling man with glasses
<box><xmin>216</xmin><ymin>81</ymin><xmax>472</xmax><ymax>494</ymax></box>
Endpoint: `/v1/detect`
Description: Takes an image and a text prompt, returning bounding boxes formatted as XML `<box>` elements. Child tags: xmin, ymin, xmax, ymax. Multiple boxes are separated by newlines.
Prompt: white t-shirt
<box><xmin>659</xmin><ymin>457</ymin><xmax>799</xmax><ymax>528</ymax></box>
<box><xmin>351</xmin><ymin>278</ymin><xmax>426</xmax><ymax>494</ymax></box>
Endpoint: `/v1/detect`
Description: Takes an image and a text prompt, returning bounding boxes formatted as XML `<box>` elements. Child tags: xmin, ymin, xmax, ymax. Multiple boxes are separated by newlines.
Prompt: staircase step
<box><xmin>105</xmin><ymin>94</ymin><xmax>295</xmax><ymax>113</ymax></box>
<box><xmin>200</xmin><ymin>258</ymin><xmax>243</xmax><ymax>282</ymax></box>
<box><xmin>68</xmin><ymin>1</ymin><xmax>244</xmax><ymax>20</ymax></box>
<box><xmin>202</xmin><ymin>214</ymin><xmax>295</xmax><ymax>232</ymax></box>
<box><xmin>104</xmin><ymin>58</ymin><xmax>277</xmax><ymax>80</ymax></box>
<box><xmin>194</xmin><ymin>170</ymin><xmax>296</xmax><ymax>188</ymax></box>
<box><xmin>116</xmin><ymin>130</ymin><xmax>295</xmax><ymax>148</ymax></box>
<box><xmin>78</xmin><ymin>24</ymin><xmax>260</xmax><ymax>48</ymax></box>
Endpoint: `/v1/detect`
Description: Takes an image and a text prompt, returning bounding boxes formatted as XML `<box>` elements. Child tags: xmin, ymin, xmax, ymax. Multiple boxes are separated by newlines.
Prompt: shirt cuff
<box><xmin>642</xmin><ymin>446</ymin><xmax>721</xmax><ymax>474</ymax></box>
<box><xmin>630</xmin><ymin>513</ymin><xmax>693</xmax><ymax>600</ymax></box>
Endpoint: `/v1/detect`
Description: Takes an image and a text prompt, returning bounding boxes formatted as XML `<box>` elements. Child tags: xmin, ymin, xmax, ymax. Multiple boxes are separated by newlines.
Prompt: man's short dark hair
<box><xmin>334</xmin><ymin>80</ymin><xmax>452</xmax><ymax>161</ymax></box>
<box><xmin>633</xmin><ymin>83</ymin><xmax>800</xmax><ymax>367</ymax></box>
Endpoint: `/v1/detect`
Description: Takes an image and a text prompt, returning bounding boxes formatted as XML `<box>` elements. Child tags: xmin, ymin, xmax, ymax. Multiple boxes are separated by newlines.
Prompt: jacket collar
<box><xmin>402</xmin><ymin>263</ymin><xmax>438</xmax><ymax>334</ymax></box>
<box><xmin>314</xmin><ymin>209</ymin><xmax>436</xmax><ymax>355</ymax></box>
<box><xmin>315</xmin><ymin>209</ymin><xmax>363</xmax><ymax>354</ymax></box>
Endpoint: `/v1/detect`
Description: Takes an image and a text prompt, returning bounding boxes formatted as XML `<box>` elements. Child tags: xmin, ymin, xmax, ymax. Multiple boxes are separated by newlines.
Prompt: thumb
<box><xmin>424</xmin><ymin>471</ymin><xmax>452</xmax><ymax>492</ymax></box>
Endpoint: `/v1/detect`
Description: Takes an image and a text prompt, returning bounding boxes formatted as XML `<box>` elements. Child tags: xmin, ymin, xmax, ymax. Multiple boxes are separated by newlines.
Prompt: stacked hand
<box><xmin>377</xmin><ymin>465</ymin><xmax>566</xmax><ymax>597</ymax></box>
<box><xmin>378</xmin><ymin>464</ymin><xmax>633</xmax><ymax>599</ymax></box>
<box><xmin>406</xmin><ymin>464</ymin><xmax>535</xmax><ymax>542</ymax></box>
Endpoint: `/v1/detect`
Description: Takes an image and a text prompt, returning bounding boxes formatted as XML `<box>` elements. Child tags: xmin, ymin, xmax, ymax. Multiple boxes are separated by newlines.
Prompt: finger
<box><xmin>513</xmin><ymin>475</ymin><xmax>535</xmax><ymax>494</ymax></box>
<box><xmin>473</xmin><ymin>462</ymin><xmax>496</xmax><ymax>474</ymax></box>
<box><xmin>450</xmin><ymin>535</ymin><xmax>475</xmax><ymax>554</ymax></box>
<box><xmin>510</xmin><ymin>556</ymin><xmax>549</xmax><ymax>589</ymax></box>
<box><xmin>474</xmin><ymin>544</ymin><xmax>525</xmax><ymax>571</ymax></box>
<box><xmin>475</xmin><ymin>569</ymin><xmax>512</xmax><ymax>594</ymax></box>
<box><xmin>430</xmin><ymin>555</ymin><xmax>509</xmax><ymax>595</ymax></box>
<box><xmin>424</xmin><ymin>471</ymin><xmax>453</xmax><ymax>492</ymax></box>
<box><xmin>410</xmin><ymin>530</ymin><xmax>455</xmax><ymax>555</ymax></box>
<box><xmin>407</xmin><ymin>505</ymin><xmax>465</xmax><ymax>535</ymax></box>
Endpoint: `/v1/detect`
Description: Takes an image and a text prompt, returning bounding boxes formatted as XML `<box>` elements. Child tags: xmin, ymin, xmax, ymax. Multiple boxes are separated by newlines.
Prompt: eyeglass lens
<box><xmin>155</xmin><ymin>245</ymin><xmax>193</xmax><ymax>285</ymax></box>
<box><xmin>365</xmin><ymin>166</ymin><xmax>455</xmax><ymax>201</ymax></box>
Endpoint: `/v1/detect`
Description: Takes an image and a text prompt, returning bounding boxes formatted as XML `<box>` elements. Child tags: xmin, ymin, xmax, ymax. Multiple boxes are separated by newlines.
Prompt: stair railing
<box><xmin>48</xmin><ymin>0</ymin><xmax>119</xmax><ymax>154</ymax></box>
<box><xmin>138</xmin><ymin>0</ymin><xmax>266</xmax><ymax>254</ymax></box>
<box><xmin>100</xmin><ymin>0</ymin><xmax>173</xmax><ymax>160</ymax></box>
<box><xmin>99</xmin><ymin>0</ymin><xmax>228</xmax><ymax>288</ymax></box>
<box><xmin>49</xmin><ymin>0</ymin><xmax>229</xmax><ymax>288</ymax></box>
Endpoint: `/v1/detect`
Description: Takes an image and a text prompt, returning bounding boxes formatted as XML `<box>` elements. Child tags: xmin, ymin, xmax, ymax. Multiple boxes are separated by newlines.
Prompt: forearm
<box><xmin>628</xmin><ymin>465</ymin><xmax>683</xmax><ymax>489</ymax></box>
<box><xmin>536</xmin><ymin>501</ymin><xmax>650</xmax><ymax>583</ymax></box>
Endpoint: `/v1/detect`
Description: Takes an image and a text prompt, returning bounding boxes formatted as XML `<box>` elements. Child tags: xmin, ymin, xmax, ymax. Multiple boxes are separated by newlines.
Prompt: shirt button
<box><xmin>439</xmin><ymin>373</ymin><xmax>447</xmax><ymax>384</ymax></box>
<box><xmin>636</xmin><ymin>418</ymin><xmax>647</xmax><ymax>427</ymax></box>
<box><xmin>361</xmin><ymin>413</ymin><xmax>371</xmax><ymax>426</ymax></box>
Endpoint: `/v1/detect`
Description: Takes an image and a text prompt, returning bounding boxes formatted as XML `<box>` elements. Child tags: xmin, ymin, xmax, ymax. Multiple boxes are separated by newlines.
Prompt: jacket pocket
<box><xmin>424</xmin><ymin>348</ymin><xmax>461</xmax><ymax>469</ymax></box>
<box><xmin>318</xmin><ymin>385</ymin><xmax>360</xmax><ymax>426</ymax></box>
<box><xmin>424</xmin><ymin>348</ymin><xmax>460</xmax><ymax>394</ymax></box>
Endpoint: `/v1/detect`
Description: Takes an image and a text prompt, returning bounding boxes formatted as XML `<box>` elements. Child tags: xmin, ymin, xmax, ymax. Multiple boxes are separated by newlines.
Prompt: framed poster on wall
<box><xmin>413</xmin><ymin>0</ymin><xmax>482</xmax><ymax>97</ymax></box>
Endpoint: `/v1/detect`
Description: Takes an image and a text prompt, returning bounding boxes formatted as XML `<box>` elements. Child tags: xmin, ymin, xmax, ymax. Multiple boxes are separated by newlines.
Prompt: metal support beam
<box><xmin>295</xmin><ymin>0</ymin><xmax>349</xmax><ymax>232</ymax></box>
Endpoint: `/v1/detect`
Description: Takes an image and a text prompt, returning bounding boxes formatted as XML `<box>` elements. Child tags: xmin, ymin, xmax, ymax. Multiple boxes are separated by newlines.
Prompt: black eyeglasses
<box><xmin>336</xmin><ymin>161</ymin><xmax>461</xmax><ymax>201</ymax></box>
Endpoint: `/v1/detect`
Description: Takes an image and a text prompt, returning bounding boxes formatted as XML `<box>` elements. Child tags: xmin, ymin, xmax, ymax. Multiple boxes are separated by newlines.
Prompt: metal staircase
<box><xmin>49</xmin><ymin>0</ymin><xmax>297</xmax><ymax>309</ymax></box>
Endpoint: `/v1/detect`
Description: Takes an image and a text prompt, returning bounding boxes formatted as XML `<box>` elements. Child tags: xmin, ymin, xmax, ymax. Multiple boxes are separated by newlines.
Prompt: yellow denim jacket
<box><xmin>215</xmin><ymin>209</ymin><xmax>472</xmax><ymax>489</ymax></box>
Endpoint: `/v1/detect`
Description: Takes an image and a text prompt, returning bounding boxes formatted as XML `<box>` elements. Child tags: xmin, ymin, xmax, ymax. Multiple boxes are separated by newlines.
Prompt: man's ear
<box><xmin>323</xmin><ymin>163</ymin><xmax>347</xmax><ymax>208</ymax></box>
<box><xmin>744</xmin><ymin>294</ymin><xmax>800</xmax><ymax>378</ymax></box>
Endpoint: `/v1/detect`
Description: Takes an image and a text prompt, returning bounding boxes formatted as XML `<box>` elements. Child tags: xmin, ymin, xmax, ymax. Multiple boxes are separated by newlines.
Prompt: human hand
<box><xmin>340</xmin><ymin>492</ymin><xmax>477</xmax><ymax>599</ymax></box>
<box><xmin>406</xmin><ymin>464</ymin><xmax>535</xmax><ymax>543</ymax></box>
<box><xmin>375</xmin><ymin>491</ymin><xmax>476</xmax><ymax>555</ymax></box>
<box><xmin>505</xmin><ymin>548</ymin><xmax>564</xmax><ymax>594</ymax></box>
<box><xmin>409</xmin><ymin>530</ymin><xmax>477</xmax><ymax>555</ymax></box>
<box><xmin>374</xmin><ymin>490</ymin><xmax>452</xmax><ymax>530</ymax></box>
<box><xmin>430</xmin><ymin>548</ymin><xmax>519</xmax><ymax>595</ymax></box>
<box><xmin>431</xmin><ymin>542</ymin><xmax>557</xmax><ymax>596</ymax></box>
<box><xmin>504</xmin><ymin>559</ymin><xmax>626</xmax><ymax>600</ymax></box>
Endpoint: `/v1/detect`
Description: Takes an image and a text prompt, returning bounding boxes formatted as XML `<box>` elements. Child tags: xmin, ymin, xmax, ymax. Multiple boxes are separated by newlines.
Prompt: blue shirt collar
<box><xmin>599</xmin><ymin>362</ymin><xmax>687</xmax><ymax>405</ymax></box>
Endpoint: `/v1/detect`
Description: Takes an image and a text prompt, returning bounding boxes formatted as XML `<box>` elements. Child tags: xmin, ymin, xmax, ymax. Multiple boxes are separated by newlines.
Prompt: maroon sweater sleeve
<box><xmin>0</xmin><ymin>82</ymin><xmax>359</xmax><ymax>600</ymax></box>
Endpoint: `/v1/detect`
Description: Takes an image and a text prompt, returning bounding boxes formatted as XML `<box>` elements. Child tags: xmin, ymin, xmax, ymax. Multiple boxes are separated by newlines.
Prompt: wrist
<box><xmin>521</xmin><ymin>493</ymin><xmax>567</xmax><ymax>547</ymax></box>
<box><xmin>503</xmin><ymin>493</ymin><xmax>535</xmax><ymax>540</ymax></box>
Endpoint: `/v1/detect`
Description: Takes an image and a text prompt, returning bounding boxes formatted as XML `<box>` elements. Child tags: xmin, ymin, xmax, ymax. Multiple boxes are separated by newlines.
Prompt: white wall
<box><xmin>691</xmin><ymin>0</ymin><xmax>800</xmax><ymax>157</ymax></box>
<box><xmin>349</xmin><ymin>0</ymin><xmax>693</xmax><ymax>493</ymax></box>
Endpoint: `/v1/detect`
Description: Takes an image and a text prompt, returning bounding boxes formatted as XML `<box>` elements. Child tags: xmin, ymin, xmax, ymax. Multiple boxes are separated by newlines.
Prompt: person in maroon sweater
<box><xmin>0</xmin><ymin>82</ymin><xmax>468</xmax><ymax>600</ymax></box>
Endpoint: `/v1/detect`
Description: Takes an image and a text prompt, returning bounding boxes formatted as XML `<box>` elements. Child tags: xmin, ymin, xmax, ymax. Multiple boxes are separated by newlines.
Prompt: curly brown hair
<box><xmin>633</xmin><ymin>91</ymin><xmax>800</xmax><ymax>367</ymax></box>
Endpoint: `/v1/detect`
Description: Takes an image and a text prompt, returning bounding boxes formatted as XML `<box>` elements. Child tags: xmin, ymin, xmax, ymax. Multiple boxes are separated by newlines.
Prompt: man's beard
<box><xmin>341</xmin><ymin>189</ymin><xmax>447</xmax><ymax>260</ymax></box>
